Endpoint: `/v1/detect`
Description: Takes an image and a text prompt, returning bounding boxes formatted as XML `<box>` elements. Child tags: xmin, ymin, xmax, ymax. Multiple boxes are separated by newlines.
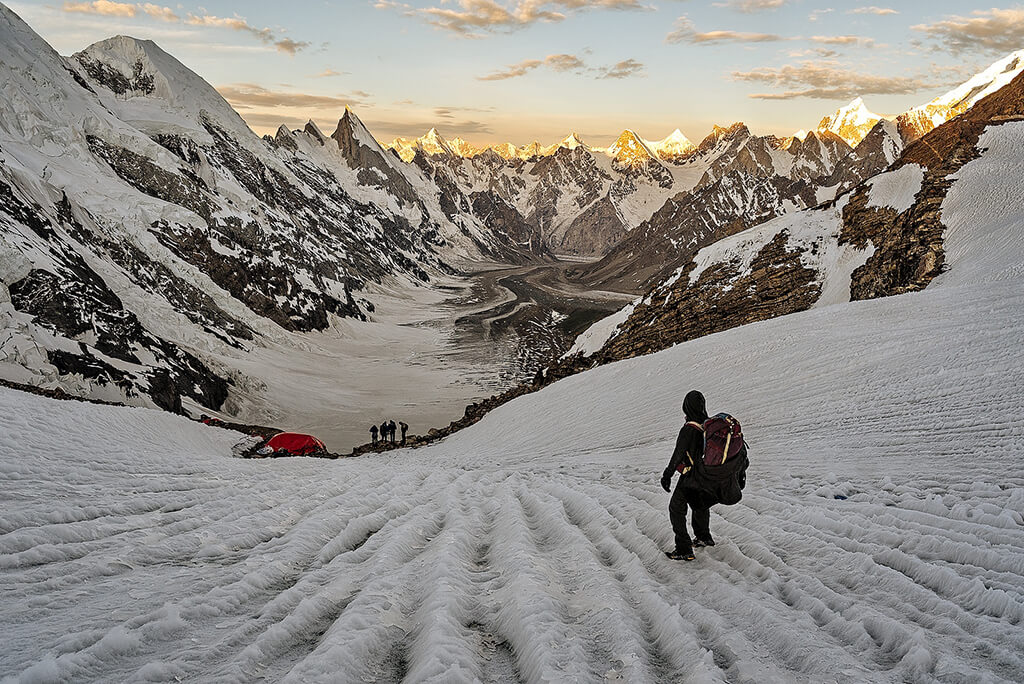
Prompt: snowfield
<box><xmin>3</xmin><ymin>272</ymin><xmax>1023</xmax><ymax>682</ymax></box>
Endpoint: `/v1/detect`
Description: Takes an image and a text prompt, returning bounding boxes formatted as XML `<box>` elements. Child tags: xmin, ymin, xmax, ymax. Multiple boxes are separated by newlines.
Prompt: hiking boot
<box><xmin>665</xmin><ymin>548</ymin><xmax>695</xmax><ymax>561</ymax></box>
<box><xmin>693</xmin><ymin>538</ymin><xmax>716</xmax><ymax>548</ymax></box>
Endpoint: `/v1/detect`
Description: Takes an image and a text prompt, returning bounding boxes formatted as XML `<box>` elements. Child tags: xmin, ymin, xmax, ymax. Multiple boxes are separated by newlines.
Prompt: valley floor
<box><xmin>211</xmin><ymin>260</ymin><xmax>629</xmax><ymax>454</ymax></box>
<box><xmin>1</xmin><ymin>278</ymin><xmax>1022</xmax><ymax>683</ymax></box>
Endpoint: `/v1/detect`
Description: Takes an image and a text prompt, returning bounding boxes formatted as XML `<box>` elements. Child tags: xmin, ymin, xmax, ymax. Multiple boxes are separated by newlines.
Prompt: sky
<box><xmin>8</xmin><ymin>1</ymin><xmax>1024</xmax><ymax>146</ymax></box>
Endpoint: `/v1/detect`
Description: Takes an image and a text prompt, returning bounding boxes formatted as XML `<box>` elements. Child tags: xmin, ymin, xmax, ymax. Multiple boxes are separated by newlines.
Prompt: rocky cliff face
<box><xmin>0</xmin><ymin>8</ymin><xmax>542</xmax><ymax>414</ymax></box>
<box><xmin>569</xmin><ymin>125</ymin><xmax>851</xmax><ymax>293</ymax></box>
<box><xmin>549</xmin><ymin>70</ymin><xmax>1024</xmax><ymax>382</ymax></box>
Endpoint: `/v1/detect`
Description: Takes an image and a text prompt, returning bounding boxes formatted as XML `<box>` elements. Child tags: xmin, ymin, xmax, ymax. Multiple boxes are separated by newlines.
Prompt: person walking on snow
<box><xmin>399</xmin><ymin>421</ymin><xmax>408</xmax><ymax>445</ymax></box>
<box><xmin>370</xmin><ymin>424</ymin><xmax>378</xmax><ymax>445</ymax></box>
<box><xmin>662</xmin><ymin>390</ymin><xmax>713</xmax><ymax>561</ymax></box>
<box><xmin>388</xmin><ymin>420</ymin><xmax>397</xmax><ymax>444</ymax></box>
<box><xmin>662</xmin><ymin>390</ymin><xmax>749</xmax><ymax>561</ymax></box>
<box><xmin>380</xmin><ymin>421</ymin><xmax>388</xmax><ymax>445</ymax></box>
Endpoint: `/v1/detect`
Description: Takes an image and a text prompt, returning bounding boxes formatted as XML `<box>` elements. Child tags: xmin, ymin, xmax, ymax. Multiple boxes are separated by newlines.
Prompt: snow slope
<box><xmin>2</xmin><ymin>268</ymin><xmax>1023</xmax><ymax>682</ymax></box>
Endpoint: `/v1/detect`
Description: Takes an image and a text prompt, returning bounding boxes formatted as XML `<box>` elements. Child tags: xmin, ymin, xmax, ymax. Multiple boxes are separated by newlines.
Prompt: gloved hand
<box><xmin>661</xmin><ymin>470</ymin><xmax>673</xmax><ymax>493</ymax></box>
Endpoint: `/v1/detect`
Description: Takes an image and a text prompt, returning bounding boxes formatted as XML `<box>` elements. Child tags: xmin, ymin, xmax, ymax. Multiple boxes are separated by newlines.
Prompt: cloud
<box><xmin>808</xmin><ymin>8</ymin><xmax>833</xmax><ymax>22</ymax></box>
<box><xmin>62</xmin><ymin>1</ymin><xmax>137</xmax><ymax>16</ymax></box>
<box><xmin>478</xmin><ymin>59</ymin><xmax>544</xmax><ymax>80</ymax></box>
<box><xmin>217</xmin><ymin>83</ymin><xmax>370</xmax><ymax>110</ymax></box>
<box><xmin>382</xmin><ymin>0</ymin><xmax>652</xmax><ymax>37</ymax></box>
<box><xmin>314</xmin><ymin>69</ymin><xmax>346</xmax><ymax>78</ymax></box>
<box><xmin>850</xmin><ymin>6</ymin><xmax>898</xmax><ymax>15</ymax></box>
<box><xmin>713</xmin><ymin>0</ymin><xmax>788</xmax><ymax>13</ymax></box>
<box><xmin>60</xmin><ymin>3</ymin><xmax>310</xmax><ymax>54</ymax></box>
<box><xmin>732</xmin><ymin>61</ymin><xmax>939</xmax><ymax>99</ymax></box>
<box><xmin>666</xmin><ymin>15</ymin><xmax>784</xmax><ymax>44</ymax></box>
<box><xmin>597</xmin><ymin>58</ymin><xmax>646</xmax><ymax>79</ymax></box>
<box><xmin>477</xmin><ymin>53</ymin><xmax>643</xmax><ymax>80</ymax></box>
<box><xmin>370</xmin><ymin>118</ymin><xmax>496</xmax><ymax>139</ymax></box>
<box><xmin>912</xmin><ymin>8</ymin><xmax>1024</xmax><ymax>54</ymax></box>
<box><xmin>140</xmin><ymin>3</ymin><xmax>177</xmax><ymax>21</ymax></box>
<box><xmin>477</xmin><ymin>53</ymin><xmax>584</xmax><ymax>80</ymax></box>
<box><xmin>788</xmin><ymin>47</ymin><xmax>838</xmax><ymax>58</ymax></box>
<box><xmin>272</xmin><ymin>38</ymin><xmax>312</xmax><ymax>55</ymax></box>
<box><xmin>810</xmin><ymin>35</ymin><xmax>875</xmax><ymax>47</ymax></box>
<box><xmin>545</xmin><ymin>53</ymin><xmax>587</xmax><ymax>71</ymax></box>
<box><xmin>433</xmin><ymin>105</ymin><xmax>495</xmax><ymax>121</ymax></box>
<box><xmin>185</xmin><ymin>13</ymin><xmax>311</xmax><ymax>54</ymax></box>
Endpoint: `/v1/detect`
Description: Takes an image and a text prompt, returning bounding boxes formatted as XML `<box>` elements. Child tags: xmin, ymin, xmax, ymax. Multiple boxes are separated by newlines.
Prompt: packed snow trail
<box><xmin>2</xmin><ymin>279</ymin><xmax>1024</xmax><ymax>683</ymax></box>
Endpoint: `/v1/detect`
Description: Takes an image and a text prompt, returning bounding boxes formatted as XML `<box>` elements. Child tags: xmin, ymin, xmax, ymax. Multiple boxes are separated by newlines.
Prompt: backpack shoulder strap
<box><xmin>685</xmin><ymin>421</ymin><xmax>705</xmax><ymax>431</ymax></box>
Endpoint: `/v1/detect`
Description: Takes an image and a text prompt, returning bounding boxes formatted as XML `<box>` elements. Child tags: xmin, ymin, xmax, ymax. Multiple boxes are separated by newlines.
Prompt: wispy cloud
<box><xmin>788</xmin><ymin>47</ymin><xmax>838</xmax><ymax>58</ymax></box>
<box><xmin>850</xmin><ymin>6</ymin><xmax>898</xmax><ymax>15</ymax></box>
<box><xmin>63</xmin><ymin>1</ymin><xmax>145</xmax><ymax>17</ymax></box>
<box><xmin>185</xmin><ymin>13</ymin><xmax>311</xmax><ymax>55</ymax></box>
<box><xmin>733</xmin><ymin>61</ymin><xmax>939</xmax><ymax>99</ymax></box>
<box><xmin>912</xmin><ymin>7</ymin><xmax>1024</xmax><ymax>54</ymax></box>
<box><xmin>372</xmin><ymin>117</ymin><xmax>496</xmax><ymax>139</ymax></box>
<box><xmin>666</xmin><ymin>15</ymin><xmax>784</xmax><ymax>44</ymax></box>
<box><xmin>217</xmin><ymin>83</ymin><xmax>370</xmax><ymax>110</ymax></box>
<box><xmin>379</xmin><ymin>0</ymin><xmax>653</xmax><ymax>37</ymax></box>
<box><xmin>810</xmin><ymin>35</ymin><xmax>875</xmax><ymax>47</ymax></box>
<box><xmin>434</xmin><ymin>105</ymin><xmax>497</xmax><ymax>120</ymax></box>
<box><xmin>597</xmin><ymin>59</ymin><xmax>646</xmax><ymax>79</ymax></box>
<box><xmin>314</xmin><ymin>69</ymin><xmax>346</xmax><ymax>78</ymax></box>
<box><xmin>808</xmin><ymin>8</ymin><xmax>833</xmax><ymax>22</ymax></box>
<box><xmin>713</xmin><ymin>0</ymin><xmax>788</xmax><ymax>13</ymax></box>
<box><xmin>478</xmin><ymin>59</ymin><xmax>545</xmax><ymax>81</ymax></box>
<box><xmin>140</xmin><ymin>2</ymin><xmax>177</xmax><ymax>21</ymax></box>
<box><xmin>477</xmin><ymin>53</ymin><xmax>644</xmax><ymax>80</ymax></box>
<box><xmin>60</xmin><ymin>2</ymin><xmax>310</xmax><ymax>54</ymax></box>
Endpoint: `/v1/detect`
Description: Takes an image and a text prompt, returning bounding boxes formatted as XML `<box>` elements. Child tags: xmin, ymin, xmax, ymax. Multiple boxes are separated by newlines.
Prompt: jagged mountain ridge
<box><xmin>4</xmin><ymin>0</ymin><xmax>1023</xmax><ymax>423</ymax></box>
<box><xmin>817</xmin><ymin>98</ymin><xmax>882</xmax><ymax>147</ymax></box>
<box><xmin>565</xmin><ymin>53</ymin><xmax>1024</xmax><ymax>292</ymax></box>
<box><xmin>0</xmin><ymin>6</ymin><xmax>544</xmax><ymax>416</ymax></box>
<box><xmin>553</xmin><ymin>68</ymin><xmax>1024</xmax><ymax>378</ymax></box>
<box><xmin>373</xmin><ymin>53</ymin><xmax>1024</xmax><ymax>263</ymax></box>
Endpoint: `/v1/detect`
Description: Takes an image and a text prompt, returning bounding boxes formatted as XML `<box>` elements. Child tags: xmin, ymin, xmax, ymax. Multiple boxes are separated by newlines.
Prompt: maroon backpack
<box><xmin>688</xmin><ymin>413</ymin><xmax>744</xmax><ymax>466</ymax></box>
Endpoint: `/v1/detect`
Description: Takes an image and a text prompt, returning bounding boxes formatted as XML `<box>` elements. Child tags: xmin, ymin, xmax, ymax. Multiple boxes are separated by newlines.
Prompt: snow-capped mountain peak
<box><xmin>448</xmin><ymin>137</ymin><xmax>482</xmax><ymax>157</ymax></box>
<box><xmin>897</xmin><ymin>49</ymin><xmax>1024</xmax><ymax>143</ymax></box>
<box><xmin>331</xmin><ymin>106</ymin><xmax>382</xmax><ymax>152</ymax></box>
<box><xmin>540</xmin><ymin>132</ymin><xmax>588</xmax><ymax>156</ymax></box>
<box><xmin>648</xmin><ymin>129</ymin><xmax>696</xmax><ymax>163</ymax></box>
<box><xmin>817</xmin><ymin>97</ymin><xmax>883</xmax><ymax>147</ymax></box>
<box><xmin>608</xmin><ymin>129</ymin><xmax>656</xmax><ymax>168</ymax></box>
<box><xmin>418</xmin><ymin>127</ymin><xmax>452</xmax><ymax>156</ymax></box>
<box><xmin>72</xmin><ymin>35</ymin><xmax>254</xmax><ymax>146</ymax></box>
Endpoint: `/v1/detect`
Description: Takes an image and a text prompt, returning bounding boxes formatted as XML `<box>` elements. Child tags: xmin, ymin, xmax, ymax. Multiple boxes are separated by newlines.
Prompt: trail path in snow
<box><xmin>2</xmin><ymin>280</ymin><xmax>1023</xmax><ymax>683</ymax></box>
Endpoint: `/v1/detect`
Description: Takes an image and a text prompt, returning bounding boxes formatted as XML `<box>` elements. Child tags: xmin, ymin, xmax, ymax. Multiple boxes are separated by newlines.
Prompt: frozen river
<box><xmin>205</xmin><ymin>260</ymin><xmax>632</xmax><ymax>454</ymax></box>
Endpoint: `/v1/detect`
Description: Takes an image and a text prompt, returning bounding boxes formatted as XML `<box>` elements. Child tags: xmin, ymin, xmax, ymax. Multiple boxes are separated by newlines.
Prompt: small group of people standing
<box><xmin>370</xmin><ymin>419</ymin><xmax>408</xmax><ymax>446</ymax></box>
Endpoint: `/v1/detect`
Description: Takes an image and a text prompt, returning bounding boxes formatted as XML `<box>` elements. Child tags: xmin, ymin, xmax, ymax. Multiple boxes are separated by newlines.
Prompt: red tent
<box><xmin>259</xmin><ymin>432</ymin><xmax>327</xmax><ymax>457</ymax></box>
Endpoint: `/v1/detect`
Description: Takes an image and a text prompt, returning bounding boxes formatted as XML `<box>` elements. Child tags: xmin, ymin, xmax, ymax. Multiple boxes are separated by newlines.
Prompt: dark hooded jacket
<box><xmin>665</xmin><ymin>390</ymin><xmax>749</xmax><ymax>508</ymax></box>
<box><xmin>664</xmin><ymin>390</ymin><xmax>707</xmax><ymax>475</ymax></box>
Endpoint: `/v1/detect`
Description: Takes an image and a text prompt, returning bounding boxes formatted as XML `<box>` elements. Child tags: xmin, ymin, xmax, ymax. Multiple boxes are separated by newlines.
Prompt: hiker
<box><xmin>380</xmin><ymin>421</ymin><xmax>388</xmax><ymax>446</ymax></box>
<box><xmin>370</xmin><ymin>424</ymin><xmax>378</xmax><ymax>444</ymax></box>
<box><xmin>399</xmin><ymin>421</ymin><xmax>408</xmax><ymax>445</ymax></box>
<box><xmin>661</xmin><ymin>390</ymin><xmax>748</xmax><ymax>561</ymax></box>
<box><xmin>388</xmin><ymin>419</ymin><xmax>397</xmax><ymax>444</ymax></box>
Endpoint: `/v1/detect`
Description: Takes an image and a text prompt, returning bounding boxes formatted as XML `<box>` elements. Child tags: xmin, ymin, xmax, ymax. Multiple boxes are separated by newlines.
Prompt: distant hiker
<box><xmin>388</xmin><ymin>420</ymin><xmax>397</xmax><ymax>444</ymax></box>
<box><xmin>370</xmin><ymin>424</ymin><xmax>378</xmax><ymax>444</ymax></box>
<box><xmin>399</xmin><ymin>421</ymin><xmax>408</xmax><ymax>445</ymax></box>
<box><xmin>661</xmin><ymin>390</ymin><xmax>749</xmax><ymax>561</ymax></box>
<box><xmin>380</xmin><ymin>421</ymin><xmax>389</xmax><ymax>445</ymax></box>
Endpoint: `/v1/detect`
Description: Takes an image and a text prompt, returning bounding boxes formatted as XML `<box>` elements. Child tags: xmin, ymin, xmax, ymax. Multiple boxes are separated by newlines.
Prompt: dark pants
<box><xmin>669</xmin><ymin>482</ymin><xmax>710</xmax><ymax>551</ymax></box>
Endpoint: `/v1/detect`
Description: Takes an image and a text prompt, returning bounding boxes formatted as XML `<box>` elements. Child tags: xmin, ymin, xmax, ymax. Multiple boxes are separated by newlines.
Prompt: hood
<box><xmin>683</xmin><ymin>390</ymin><xmax>708</xmax><ymax>423</ymax></box>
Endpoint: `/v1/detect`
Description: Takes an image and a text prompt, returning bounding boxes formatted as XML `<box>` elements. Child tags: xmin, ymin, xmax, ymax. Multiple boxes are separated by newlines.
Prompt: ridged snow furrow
<box><xmin>3</xmin><ymin>279</ymin><xmax>1024</xmax><ymax>682</ymax></box>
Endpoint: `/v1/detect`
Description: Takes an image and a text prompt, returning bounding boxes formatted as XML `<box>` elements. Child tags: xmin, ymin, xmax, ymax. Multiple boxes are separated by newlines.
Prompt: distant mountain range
<box><xmin>553</xmin><ymin>55</ymin><xmax>1024</xmax><ymax>381</ymax></box>
<box><xmin>1</xmin><ymin>0</ymin><xmax>1022</xmax><ymax>421</ymax></box>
